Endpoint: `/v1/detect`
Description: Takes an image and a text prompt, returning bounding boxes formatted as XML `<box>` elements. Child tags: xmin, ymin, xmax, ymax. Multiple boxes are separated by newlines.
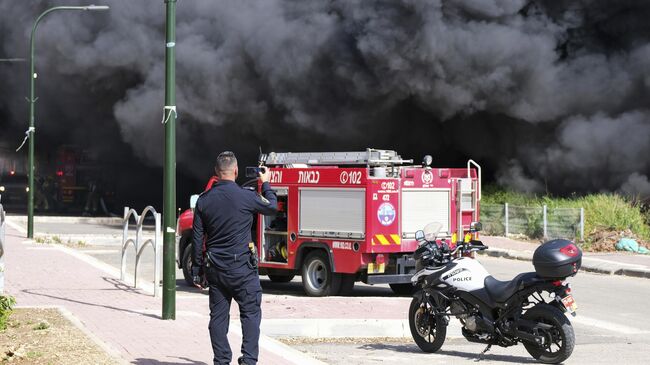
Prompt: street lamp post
<box><xmin>26</xmin><ymin>5</ymin><xmax>110</xmax><ymax>239</ymax></box>
<box><xmin>162</xmin><ymin>0</ymin><xmax>177</xmax><ymax>320</ymax></box>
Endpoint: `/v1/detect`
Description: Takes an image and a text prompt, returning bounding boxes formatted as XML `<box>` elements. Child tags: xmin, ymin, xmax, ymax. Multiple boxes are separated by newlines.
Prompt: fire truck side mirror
<box><xmin>422</xmin><ymin>155</ymin><xmax>433</xmax><ymax>167</ymax></box>
<box><xmin>415</xmin><ymin>230</ymin><xmax>426</xmax><ymax>242</ymax></box>
<box><xmin>190</xmin><ymin>194</ymin><xmax>200</xmax><ymax>210</ymax></box>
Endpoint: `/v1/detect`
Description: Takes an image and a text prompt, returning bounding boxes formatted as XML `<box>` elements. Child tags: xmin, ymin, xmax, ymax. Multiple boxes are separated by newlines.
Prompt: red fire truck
<box><xmin>176</xmin><ymin>149</ymin><xmax>481</xmax><ymax>296</ymax></box>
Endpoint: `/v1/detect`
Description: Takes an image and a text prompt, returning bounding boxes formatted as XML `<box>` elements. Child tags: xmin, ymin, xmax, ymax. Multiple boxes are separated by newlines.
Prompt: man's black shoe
<box><xmin>238</xmin><ymin>356</ymin><xmax>254</xmax><ymax>365</ymax></box>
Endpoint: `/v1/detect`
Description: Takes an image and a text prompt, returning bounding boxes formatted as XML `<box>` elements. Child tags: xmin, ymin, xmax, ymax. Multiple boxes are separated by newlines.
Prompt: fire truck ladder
<box><xmin>264</xmin><ymin>148</ymin><xmax>413</xmax><ymax>167</ymax></box>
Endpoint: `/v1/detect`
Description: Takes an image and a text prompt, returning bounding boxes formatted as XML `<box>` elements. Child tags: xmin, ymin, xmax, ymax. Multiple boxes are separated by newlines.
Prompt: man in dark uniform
<box><xmin>191</xmin><ymin>151</ymin><xmax>277</xmax><ymax>365</ymax></box>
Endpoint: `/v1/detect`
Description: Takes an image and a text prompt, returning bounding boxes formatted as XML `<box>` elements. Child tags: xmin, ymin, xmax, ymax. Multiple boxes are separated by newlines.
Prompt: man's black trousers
<box><xmin>206</xmin><ymin>263</ymin><xmax>262</xmax><ymax>365</ymax></box>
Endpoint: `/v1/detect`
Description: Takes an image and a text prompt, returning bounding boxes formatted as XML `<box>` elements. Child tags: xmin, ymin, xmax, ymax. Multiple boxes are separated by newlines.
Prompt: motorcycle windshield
<box><xmin>423</xmin><ymin>222</ymin><xmax>443</xmax><ymax>241</ymax></box>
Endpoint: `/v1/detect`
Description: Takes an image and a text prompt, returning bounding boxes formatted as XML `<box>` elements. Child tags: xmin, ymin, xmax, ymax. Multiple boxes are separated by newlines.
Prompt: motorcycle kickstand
<box><xmin>475</xmin><ymin>344</ymin><xmax>491</xmax><ymax>362</ymax></box>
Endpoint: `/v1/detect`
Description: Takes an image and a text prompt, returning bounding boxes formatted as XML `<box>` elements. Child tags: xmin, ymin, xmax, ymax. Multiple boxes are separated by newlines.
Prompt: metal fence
<box><xmin>481</xmin><ymin>203</ymin><xmax>584</xmax><ymax>241</ymax></box>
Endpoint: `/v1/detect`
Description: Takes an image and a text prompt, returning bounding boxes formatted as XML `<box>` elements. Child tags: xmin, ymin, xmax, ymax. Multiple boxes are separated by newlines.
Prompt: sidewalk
<box><xmin>481</xmin><ymin>235</ymin><xmax>650</xmax><ymax>279</ymax></box>
<box><xmin>2</xmin><ymin>225</ymin><xmax>326</xmax><ymax>365</ymax></box>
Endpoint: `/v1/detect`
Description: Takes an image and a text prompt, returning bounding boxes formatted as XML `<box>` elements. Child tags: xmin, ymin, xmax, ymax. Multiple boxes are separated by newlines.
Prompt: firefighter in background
<box><xmin>42</xmin><ymin>176</ymin><xmax>56</xmax><ymax>211</ymax></box>
<box><xmin>34</xmin><ymin>175</ymin><xmax>49</xmax><ymax>211</ymax></box>
<box><xmin>83</xmin><ymin>179</ymin><xmax>100</xmax><ymax>216</ymax></box>
<box><xmin>191</xmin><ymin>151</ymin><xmax>277</xmax><ymax>365</ymax></box>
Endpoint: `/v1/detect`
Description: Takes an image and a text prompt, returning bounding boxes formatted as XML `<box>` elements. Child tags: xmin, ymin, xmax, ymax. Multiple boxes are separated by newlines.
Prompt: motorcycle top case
<box><xmin>533</xmin><ymin>239</ymin><xmax>582</xmax><ymax>279</ymax></box>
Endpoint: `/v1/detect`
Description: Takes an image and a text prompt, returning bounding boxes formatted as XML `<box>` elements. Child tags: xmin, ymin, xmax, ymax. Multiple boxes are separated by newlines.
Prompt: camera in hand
<box><xmin>245</xmin><ymin>166</ymin><xmax>267</xmax><ymax>178</ymax></box>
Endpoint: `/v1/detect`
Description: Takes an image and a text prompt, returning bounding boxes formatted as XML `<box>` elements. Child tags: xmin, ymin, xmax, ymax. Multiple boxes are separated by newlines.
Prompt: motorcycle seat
<box><xmin>484</xmin><ymin>272</ymin><xmax>538</xmax><ymax>303</ymax></box>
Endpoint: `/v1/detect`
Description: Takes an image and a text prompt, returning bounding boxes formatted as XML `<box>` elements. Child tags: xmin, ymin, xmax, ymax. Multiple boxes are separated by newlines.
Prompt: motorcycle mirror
<box><xmin>470</xmin><ymin>221</ymin><xmax>482</xmax><ymax>232</ymax></box>
<box><xmin>422</xmin><ymin>155</ymin><xmax>433</xmax><ymax>167</ymax></box>
<box><xmin>415</xmin><ymin>230</ymin><xmax>425</xmax><ymax>241</ymax></box>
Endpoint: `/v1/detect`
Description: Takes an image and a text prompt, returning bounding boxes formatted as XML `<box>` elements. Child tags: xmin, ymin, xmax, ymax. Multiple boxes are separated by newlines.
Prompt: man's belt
<box><xmin>205</xmin><ymin>249</ymin><xmax>251</xmax><ymax>267</ymax></box>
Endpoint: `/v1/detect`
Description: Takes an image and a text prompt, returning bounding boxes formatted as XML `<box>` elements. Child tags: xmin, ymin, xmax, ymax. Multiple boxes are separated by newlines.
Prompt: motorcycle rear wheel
<box><xmin>522</xmin><ymin>304</ymin><xmax>575</xmax><ymax>364</ymax></box>
<box><xmin>409</xmin><ymin>296</ymin><xmax>446</xmax><ymax>353</ymax></box>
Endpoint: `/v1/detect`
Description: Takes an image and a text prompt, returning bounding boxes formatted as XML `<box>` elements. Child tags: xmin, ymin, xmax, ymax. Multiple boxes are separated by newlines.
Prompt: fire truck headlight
<box><xmin>0</xmin><ymin>186</ymin><xmax>5</xmax><ymax>192</ymax></box>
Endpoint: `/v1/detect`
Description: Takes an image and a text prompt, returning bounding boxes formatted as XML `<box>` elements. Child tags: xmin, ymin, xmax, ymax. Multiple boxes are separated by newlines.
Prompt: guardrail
<box><xmin>121</xmin><ymin>206</ymin><xmax>162</xmax><ymax>297</ymax></box>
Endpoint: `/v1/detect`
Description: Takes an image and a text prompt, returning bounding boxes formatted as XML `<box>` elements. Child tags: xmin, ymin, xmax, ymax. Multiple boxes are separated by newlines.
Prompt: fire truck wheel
<box><xmin>268</xmin><ymin>275</ymin><xmax>295</xmax><ymax>283</ymax></box>
<box><xmin>301</xmin><ymin>251</ymin><xmax>341</xmax><ymax>297</ymax></box>
<box><xmin>182</xmin><ymin>244</ymin><xmax>194</xmax><ymax>286</ymax></box>
<box><xmin>390</xmin><ymin>283</ymin><xmax>415</xmax><ymax>296</ymax></box>
<box><xmin>338</xmin><ymin>274</ymin><xmax>356</xmax><ymax>296</ymax></box>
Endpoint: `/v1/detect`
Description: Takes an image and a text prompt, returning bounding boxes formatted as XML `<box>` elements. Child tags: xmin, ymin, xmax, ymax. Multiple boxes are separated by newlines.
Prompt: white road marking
<box><xmin>571</xmin><ymin>314</ymin><xmax>650</xmax><ymax>334</ymax></box>
<box><xmin>230</xmin><ymin>322</ymin><xmax>329</xmax><ymax>365</ymax></box>
<box><xmin>77</xmin><ymin>249</ymin><xmax>117</xmax><ymax>254</ymax></box>
<box><xmin>5</xmin><ymin>219</ymin><xmax>27</xmax><ymax>233</ymax></box>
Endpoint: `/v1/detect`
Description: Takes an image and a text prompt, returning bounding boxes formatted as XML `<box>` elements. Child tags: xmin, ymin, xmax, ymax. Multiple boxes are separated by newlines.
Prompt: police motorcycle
<box><xmin>409</xmin><ymin>221</ymin><xmax>581</xmax><ymax>364</ymax></box>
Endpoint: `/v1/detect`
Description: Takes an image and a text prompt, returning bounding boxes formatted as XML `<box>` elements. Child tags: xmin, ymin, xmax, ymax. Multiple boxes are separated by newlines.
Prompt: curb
<box><xmin>261</xmin><ymin>318</ymin><xmax>465</xmax><ymax>340</ymax></box>
<box><xmin>262</xmin><ymin>319</ymin><xmax>410</xmax><ymax>338</ymax></box>
<box><xmin>35</xmin><ymin>234</ymin><xmax>125</xmax><ymax>246</ymax></box>
<box><xmin>6</xmin><ymin>215</ymin><xmax>124</xmax><ymax>225</ymax></box>
<box><xmin>478</xmin><ymin>248</ymin><xmax>650</xmax><ymax>279</ymax></box>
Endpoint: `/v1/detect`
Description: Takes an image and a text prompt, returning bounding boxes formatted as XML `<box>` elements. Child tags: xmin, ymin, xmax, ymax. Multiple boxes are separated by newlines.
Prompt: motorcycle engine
<box><xmin>451</xmin><ymin>301</ymin><xmax>493</xmax><ymax>334</ymax></box>
<box><xmin>465</xmin><ymin>314</ymin><xmax>494</xmax><ymax>334</ymax></box>
<box><xmin>450</xmin><ymin>301</ymin><xmax>469</xmax><ymax>320</ymax></box>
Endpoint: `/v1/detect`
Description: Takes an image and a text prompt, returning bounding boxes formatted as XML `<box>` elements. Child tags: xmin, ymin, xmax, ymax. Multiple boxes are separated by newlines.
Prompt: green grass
<box><xmin>482</xmin><ymin>186</ymin><xmax>650</xmax><ymax>242</ymax></box>
<box><xmin>33</xmin><ymin>321</ymin><xmax>50</xmax><ymax>331</ymax></box>
<box><xmin>26</xmin><ymin>351</ymin><xmax>44</xmax><ymax>358</ymax></box>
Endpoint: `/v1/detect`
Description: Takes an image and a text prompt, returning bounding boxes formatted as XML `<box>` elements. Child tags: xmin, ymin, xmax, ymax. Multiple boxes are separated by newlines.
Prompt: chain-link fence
<box><xmin>481</xmin><ymin>203</ymin><xmax>584</xmax><ymax>241</ymax></box>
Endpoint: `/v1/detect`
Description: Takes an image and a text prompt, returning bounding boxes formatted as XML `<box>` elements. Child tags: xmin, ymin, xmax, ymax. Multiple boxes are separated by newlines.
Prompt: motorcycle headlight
<box><xmin>25</xmin><ymin>187</ymin><xmax>30</xmax><ymax>192</ymax></box>
<box><xmin>0</xmin><ymin>186</ymin><xmax>5</xmax><ymax>192</ymax></box>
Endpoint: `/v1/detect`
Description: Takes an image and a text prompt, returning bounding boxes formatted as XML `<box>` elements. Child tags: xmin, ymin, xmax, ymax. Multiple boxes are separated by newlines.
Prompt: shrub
<box><xmin>482</xmin><ymin>186</ymin><xmax>650</xmax><ymax>243</ymax></box>
<box><xmin>0</xmin><ymin>295</ymin><xmax>16</xmax><ymax>330</ymax></box>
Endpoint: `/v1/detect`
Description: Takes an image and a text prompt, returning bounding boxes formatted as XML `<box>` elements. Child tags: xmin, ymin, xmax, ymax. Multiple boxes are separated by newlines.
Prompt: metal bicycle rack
<box><xmin>121</xmin><ymin>206</ymin><xmax>162</xmax><ymax>297</ymax></box>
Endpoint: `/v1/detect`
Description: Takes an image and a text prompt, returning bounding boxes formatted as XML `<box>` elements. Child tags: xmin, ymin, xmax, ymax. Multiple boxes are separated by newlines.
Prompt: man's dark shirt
<box><xmin>192</xmin><ymin>180</ymin><xmax>277</xmax><ymax>270</ymax></box>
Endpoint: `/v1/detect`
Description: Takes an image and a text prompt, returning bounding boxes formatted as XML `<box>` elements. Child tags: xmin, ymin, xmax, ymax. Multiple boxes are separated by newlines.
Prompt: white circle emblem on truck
<box><xmin>422</xmin><ymin>170</ymin><xmax>433</xmax><ymax>184</ymax></box>
<box><xmin>377</xmin><ymin>202</ymin><xmax>396</xmax><ymax>226</ymax></box>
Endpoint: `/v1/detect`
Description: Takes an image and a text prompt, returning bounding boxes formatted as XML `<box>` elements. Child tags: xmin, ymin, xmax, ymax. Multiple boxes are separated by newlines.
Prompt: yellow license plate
<box><xmin>561</xmin><ymin>295</ymin><xmax>578</xmax><ymax>313</ymax></box>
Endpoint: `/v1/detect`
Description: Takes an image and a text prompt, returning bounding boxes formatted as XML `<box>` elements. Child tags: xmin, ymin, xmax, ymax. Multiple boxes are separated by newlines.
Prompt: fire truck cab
<box><xmin>176</xmin><ymin>149</ymin><xmax>481</xmax><ymax>296</ymax></box>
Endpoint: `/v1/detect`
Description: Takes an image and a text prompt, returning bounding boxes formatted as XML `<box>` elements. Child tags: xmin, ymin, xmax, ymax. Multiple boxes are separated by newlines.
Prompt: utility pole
<box><xmin>162</xmin><ymin>0</ymin><xmax>177</xmax><ymax>320</ymax></box>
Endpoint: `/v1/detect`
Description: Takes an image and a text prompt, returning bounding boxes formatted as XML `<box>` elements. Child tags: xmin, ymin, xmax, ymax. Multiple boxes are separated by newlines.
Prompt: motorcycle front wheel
<box><xmin>522</xmin><ymin>304</ymin><xmax>575</xmax><ymax>364</ymax></box>
<box><xmin>409</xmin><ymin>295</ymin><xmax>447</xmax><ymax>353</ymax></box>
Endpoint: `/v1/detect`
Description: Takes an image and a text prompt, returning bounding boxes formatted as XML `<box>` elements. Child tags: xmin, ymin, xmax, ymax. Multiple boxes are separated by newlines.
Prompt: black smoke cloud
<box><xmin>1</xmin><ymin>0</ymin><xmax>650</xmax><ymax>206</ymax></box>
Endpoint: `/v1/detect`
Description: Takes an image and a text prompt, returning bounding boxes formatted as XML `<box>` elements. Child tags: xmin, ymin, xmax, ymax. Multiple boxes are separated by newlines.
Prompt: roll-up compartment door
<box><xmin>402</xmin><ymin>189</ymin><xmax>450</xmax><ymax>237</ymax></box>
<box><xmin>299</xmin><ymin>188</ymin><xmax>365</xmax><ymax>238</ymax></box>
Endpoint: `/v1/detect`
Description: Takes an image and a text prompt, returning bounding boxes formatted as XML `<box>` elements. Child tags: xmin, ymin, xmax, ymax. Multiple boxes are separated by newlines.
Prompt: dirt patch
<box><xmin>0</xmin><ymin>308</ymin><xmax>118</xmax><ymax>365</ymax></box>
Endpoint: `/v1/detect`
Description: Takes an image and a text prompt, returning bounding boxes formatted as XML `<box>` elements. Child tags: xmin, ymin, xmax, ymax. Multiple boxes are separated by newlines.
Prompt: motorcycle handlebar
<box><xmin>444</xmin><ymin>242</ymin><xmax>489</xmax><ymax>258</ymax></box>
<box><xmin>416</xmin><ymin>240</ymin><xmax>489</xmax><ymax>264</ymax></box>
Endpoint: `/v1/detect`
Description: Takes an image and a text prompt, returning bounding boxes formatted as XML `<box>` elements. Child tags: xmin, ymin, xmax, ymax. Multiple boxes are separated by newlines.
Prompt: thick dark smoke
<box><xmin>2</xmin><ymin>0</ymin><xmax>650</xmax><ymax>208</ymax></box>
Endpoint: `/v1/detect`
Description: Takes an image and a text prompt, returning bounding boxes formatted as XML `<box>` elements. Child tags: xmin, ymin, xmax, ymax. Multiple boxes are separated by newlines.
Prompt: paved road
<box><xmin>290</xmin><ymin>258</ymin><xmax>650</xmax><ymax>364</ymax></box>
